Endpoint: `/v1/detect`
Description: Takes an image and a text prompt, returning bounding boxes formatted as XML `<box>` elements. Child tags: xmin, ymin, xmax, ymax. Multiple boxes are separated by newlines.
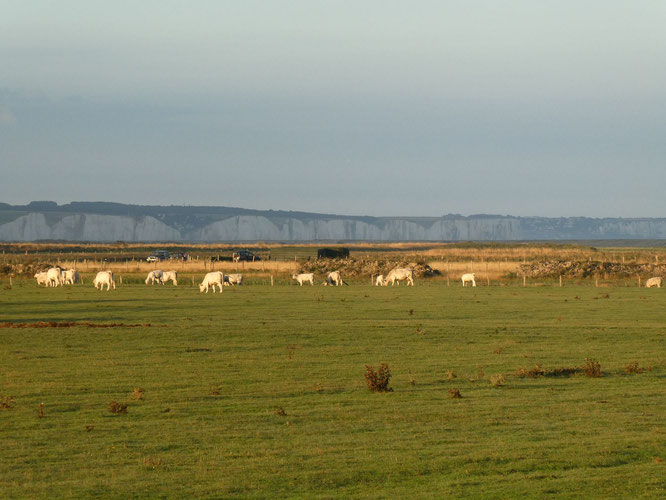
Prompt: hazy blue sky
<box><xmin>2</xmin><ymin>1</ymin><xmax>665</xmax><ymax>217</ymax></box>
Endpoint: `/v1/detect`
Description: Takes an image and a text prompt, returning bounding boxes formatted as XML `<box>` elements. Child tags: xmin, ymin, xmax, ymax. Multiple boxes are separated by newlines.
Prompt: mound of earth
<box><xmin>519</xmin><ymin>260</ymin><xmax>666</xmax><ymax>278</ymax></box>
<box><xmin>298</xmin><ymin>257</ymin><xmax>441</xmax><ymax>279</ymax></box>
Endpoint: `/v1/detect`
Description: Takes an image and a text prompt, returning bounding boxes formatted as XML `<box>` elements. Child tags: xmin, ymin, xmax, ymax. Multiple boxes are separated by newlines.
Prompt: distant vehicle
<box><xmin>146</xmin><ymin>250</ymin><xmax>170</xmax><ymax>262</ymax></box>
<box><xmin>232</xmin><ymin>250</ymin><xmax>260</xmax><ymax>262</ymax></box>
<box><xmin>170</xmin><ymin>252</ymin><xmax>189</xmax><ymax>261</ymax></box>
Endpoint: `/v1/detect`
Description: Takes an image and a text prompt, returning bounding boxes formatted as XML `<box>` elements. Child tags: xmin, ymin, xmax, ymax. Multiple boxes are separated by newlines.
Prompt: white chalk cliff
<box><xmin>1</xmin><ymin>204</ymin><xmax>665</xmax><ymax>241</ymax></box>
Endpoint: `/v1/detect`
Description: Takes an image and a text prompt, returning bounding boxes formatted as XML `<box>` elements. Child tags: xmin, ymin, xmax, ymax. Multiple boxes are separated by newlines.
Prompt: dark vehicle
<box><xmin>232</xmin><ymin>249</ymin><xmax>260</xmax><ymax>262</ymax></box>
<box><xmin>170</xmin><ymin>252</ymin><xmax>188</xmax><ymax>261</ymax></box>
<box><xmin>146</xmin><ymin>250</ymin><xmax>170</xmax><ymax>262</ymax></box>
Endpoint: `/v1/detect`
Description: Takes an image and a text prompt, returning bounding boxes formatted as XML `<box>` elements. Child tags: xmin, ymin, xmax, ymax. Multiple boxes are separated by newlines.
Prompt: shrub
<box><xmin>274</xmin><ymin>406</ymin><xmax>287</xmax><ymax>416</ymax></box>
<box><xmin>583</xmin><ymin>358</ymin><xmax>602</xmax><ymax>377</ymax></box>
<box><xmin>108</xmin><ymin>401</ymin><xmax>128</xmax><ymax>414</ymax></box>
<box><xmin>448</xmin><ymin>389</ymin><xmax>462</xmax><ymax>399</ymax></box>
<box><xmin>490</xmin><ymin>374</ymin><xmax>506</xmax><ymax>387</ymax></box>
<box><xmin>364</xmin><ymin>363</ymin><xmax>393</xmax><ymax>392</ymax></box>
<box><xmin>0</xmin><ymin>395</ymin><xmax>15</xmax><ymax>410</ymax></box>
<box><xmin>625</xmin><ymin>362</ymin><xmax>645</xmax><ymax>374</ymax></box>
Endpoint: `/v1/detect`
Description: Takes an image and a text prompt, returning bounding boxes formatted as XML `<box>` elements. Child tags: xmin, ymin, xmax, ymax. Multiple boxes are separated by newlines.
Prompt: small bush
<box><xmin>0</xmin><ymin>396</ymin><xmax>15</xmax><ymax>410</ymax></box>
<box><xmin>445</xmin><ymin>370</ymin><xmax>457</xmax><ymax>380</ymax></box>
<box><xmin>274</xmin><ymin>406</ymin><xmax>287</xmax><ymax>416</ymax></box>
<box><xmin>625</xmin><ymin>362</ymin><xmax>645</xmax><ymax>374</ymax></box>
<box><xmin>448</xmin><ymin>389</ymin><xmax>462</xmax><ymax>399</ymax></box>
<box><xmin>583</xmin><ymin>358</ymin><xmax>602</xmax><ymax>377</ymax></box>
<box><xmin>132</xmin><ymin>387</ymin><xmax>145</xmax><ymax>400</ymax></box>
<box><xmin>108</xmin><ymin>401</ymin><xmax>128</xmax><ymax>414</ymax></box>
<box><xmin>364</xmin><ymin>363</ymin><xmax>393</xmax><ymax>392</ymax></box>
<box><xmin>490</xmin><ymin>374</ymin><xmax>506</xmax><ymax>387</ymax></box>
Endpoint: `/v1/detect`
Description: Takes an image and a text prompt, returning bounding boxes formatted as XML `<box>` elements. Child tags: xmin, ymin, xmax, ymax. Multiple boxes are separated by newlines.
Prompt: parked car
<box><xmin>146</xmin><ymin>250</ymin><xmax>170</xmax><ymax>262</ymax></box>
<box><xmin>232</xmin><ymin>250</ymin><xmax>260</xmax><ymax>262</ymax></box>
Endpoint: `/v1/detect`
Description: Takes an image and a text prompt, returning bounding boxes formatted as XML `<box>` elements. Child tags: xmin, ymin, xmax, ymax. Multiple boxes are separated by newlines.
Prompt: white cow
<box><xmin>145</xmin><ymin>270</ymin><xmax>164</xmax><ymax>285</ymax></box>
<box><xmin>46</xmin><ymin>267</ymin><xmax>63</xmax><ymax>287</ymax></box>
<box><xmin>199</xmin><ymin>272</ymin><xmax>224</xmax><ymax>293</ymax></box>
<box><xmin>292</xmin><ymin>273</ymin><xmax>315</xmax><ymax>286</ymax></box>
<box><xmin>93</xmin><ymin>271</ymin><xmax>116</xmax><ymax>291</ymax></box>
<box><xmin>34</xmin><ymin>271</ymin><xmax>50</xmax><ymax>286</ymax></box>
<box><xmin>461</xmin><ymin>273</ymin><xmax>476</xmax><ymax>287</ymax></box>
<box><xmin>162</xmin><ymin>270</ymin><xmax>178</xmax><ymax>286</ymax></box>
<box><xmin>646</xmin><ymin>276</ymin><xmax>662</xmax><ymax>288</ymax></box>
<box><xmin>384</xmin><ymin>268</ymin><xmax>414</xmax><ymax>286</ymax></box>
<box><xmin>323</xmin><ymin>270</ymin><xmax>342</xmax><ymax>286</ymax></box>
<box><xmin>224</xmin><ymin>273</ymin><xmax>244</xmax><ymax>286</ymax></box>
<box><xmin>62</xmin><ymin>269</ymin><xmax>79</xmax><ymax>285</ymax></box>
<box><xmin>375</xmin><ymin>274</ymin><xmax>385</xmax><ymax>286</ymax></box>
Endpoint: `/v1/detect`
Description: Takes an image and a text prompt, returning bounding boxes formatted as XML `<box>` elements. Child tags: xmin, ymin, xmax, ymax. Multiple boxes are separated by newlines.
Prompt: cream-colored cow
<box><xmin>93</xmin><ymin>271</ymin><xmax>116</xmax><ymax>291</ymax></box>
<box><xmin>461</xmin><ymin>273</ymin><xmax>476</xmax><ymax>287</ymax></box>
<box><xmin>199</xmin><ymin>272</ymin><xmax>224</xmax><ymax>293</ymax></box>
<box><xmin>384</xmin><ymin>268</ymin><xmax>414</xmax><ymax>286</ymax></box>
<box><xmin>646</xmin><ymin>277</ymin><xmax>663</xmax><ymax>288</ymax></box>
<box><xmin>292</xmin><ymin>273</ymin><xmax>314</xmax><ymax>286</ymax></box>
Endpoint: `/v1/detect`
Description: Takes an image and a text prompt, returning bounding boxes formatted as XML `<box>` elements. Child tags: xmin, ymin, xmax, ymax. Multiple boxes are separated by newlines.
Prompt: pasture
<box><xmin>1</xmin><ymin>278</ymin><xmax>665</xmax><ymax>498</ymax></box>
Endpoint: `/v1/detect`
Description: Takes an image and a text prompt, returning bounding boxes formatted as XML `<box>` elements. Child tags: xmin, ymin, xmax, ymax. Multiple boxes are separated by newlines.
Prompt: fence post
<box><xmin>192</xmin><ymin>276</ymin><xmax>195</xmax><ymax>286</ymax></box>
<box><xmin>271</xmin><ymin>275</ymin><xmax>274</xmax><ymax>286</ymax></box>
<box><xmin>447</xmin><ymin>276</ymin><xmax>450</xmax><ymax>287</ymax></box>
<box><xmin>523</xmin><ymin>275</ymin><xmax>526</xmax><ymax>287</ymax></box>
<box><xmin>638</xmin><ymin>276</ymin><xmax>641</xmax><ymax>288</ymax></box>
<box><xmin>559</xmin><ymin>275</ymin><xmax>562</xmax><ymax>287</ymax></box>
<box><xmin>371</xmin><ymin>274</ymin><xmax>374</xmax><ymax>285</ymax></box>
<box><xmin>486</xmin><ymin>276</ymin><xmax>490</xmax><ymax>287</ymax></box>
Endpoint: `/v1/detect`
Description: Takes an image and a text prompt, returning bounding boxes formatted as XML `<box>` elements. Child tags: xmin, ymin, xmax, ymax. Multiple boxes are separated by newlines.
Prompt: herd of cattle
<box><xmin>33</xmin><ymin>266</ymin><xmax>664</xmax><ymax>291</ymax></box>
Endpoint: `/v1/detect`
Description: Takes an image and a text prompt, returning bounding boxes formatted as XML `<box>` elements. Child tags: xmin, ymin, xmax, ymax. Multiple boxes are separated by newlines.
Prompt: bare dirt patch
<box><xmin>0</xmin><ymin>321</ymin><xmax>153</xmax><ymax>328</ymax></box>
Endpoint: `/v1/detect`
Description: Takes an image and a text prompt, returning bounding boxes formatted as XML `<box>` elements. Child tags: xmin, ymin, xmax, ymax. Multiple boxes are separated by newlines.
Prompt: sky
<box><xmin>1</xmin><ymin>1</ymin><xmax>666</xmax><ymax>218</ymax></box>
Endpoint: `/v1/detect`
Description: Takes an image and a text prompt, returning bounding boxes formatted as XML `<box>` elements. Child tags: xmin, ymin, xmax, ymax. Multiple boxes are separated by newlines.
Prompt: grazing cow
<box><xmin>62</xmin><ymin>269</ymin><xmax>79</xmax><ymax>285</ymax></box>
<box><xmin>292</xmin><ymin>273</ymin><xmax>315</xmax><ymax>286</ymax></box>
<box><xmin>646</xmin><ymin>276</ymin><xmax>662</xmax><ymax>288</ymax></box>
<box><xmin>145</xmin><ymin>270</ymin><xmax>164</xmax><ymax>285</ymax></box>
<box><xmin>46</xmin><ymin>267</ymin><xmax>63</xmax><ymax>287</ymax></box>
<box><xmin>162</xmin><ymin>270</ymin><xmax>178</xmax><ymax>286</ymax></box>
<box><xmin>34</xmin><ymin>271</ymin><xmax>49</xmax><ymax>286</ymax></box>
<box><xmin>224</xmin><ymin>273</ymin><xmax>244</xmax><ymax>286</ymax></box>
<box><xmin>384</xmin><ymin>268</ymin><xmax>414</xmax><ymax>286</ymax></box>
<box><xmin>323</xmin><ymin>270</ymin><xmax>343</xmax><ymax>286</ymax></box>
<box><xmin>461</xmin><ymin>273</ymin><xmax>476</xmax><ymax>287</ymax></box>
<box><xmin>93</xmin><ymin>271</ymin><xmax>116</xmax><ymax>291</ymax></box>
<box><xmin>375</xmin><ymin>274</ymin><xmax>385</xmax><ymax>286</ymax></box>
<box><xmin>199</xmin><ymin>271</ymin><xmax>224</xmax><ymax>293</ymax></box>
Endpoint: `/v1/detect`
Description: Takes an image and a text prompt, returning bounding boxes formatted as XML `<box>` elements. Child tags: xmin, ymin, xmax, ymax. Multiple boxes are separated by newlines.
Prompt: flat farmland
<box><xmin>1</xmin><ymin>279</ymin><xmax>665</xmax><ymax>498</ymax></box>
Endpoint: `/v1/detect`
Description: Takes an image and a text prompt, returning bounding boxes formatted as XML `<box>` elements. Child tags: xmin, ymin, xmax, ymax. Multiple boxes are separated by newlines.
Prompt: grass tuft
<box><xmin>448</xmin><ymin>389</ymin><xmax>462</xmax><ymax>399</ymax></box>
<box><xmin>108</xmin><ymin>401</ymin><xmax>128</xmax><ymax>414</ymax></box>
<box><xmin>624</xmin><ymin>362</ymin><xmax>645</xmax><ymax>374</ymax></box>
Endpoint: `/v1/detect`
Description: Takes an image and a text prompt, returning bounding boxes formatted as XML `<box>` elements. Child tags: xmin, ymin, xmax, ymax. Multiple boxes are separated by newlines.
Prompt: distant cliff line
<box><xmin>1</xmin><ymin>202</ymin><xmax>665</xmax><ymax>242</ymax></box>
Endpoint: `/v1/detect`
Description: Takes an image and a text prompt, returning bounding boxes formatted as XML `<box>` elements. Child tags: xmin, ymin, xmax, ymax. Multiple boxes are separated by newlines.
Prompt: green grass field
<box><xmin>1</xmin><ymin>279</ymin><xmax>665</xmax><ymax>498</ymax></box>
